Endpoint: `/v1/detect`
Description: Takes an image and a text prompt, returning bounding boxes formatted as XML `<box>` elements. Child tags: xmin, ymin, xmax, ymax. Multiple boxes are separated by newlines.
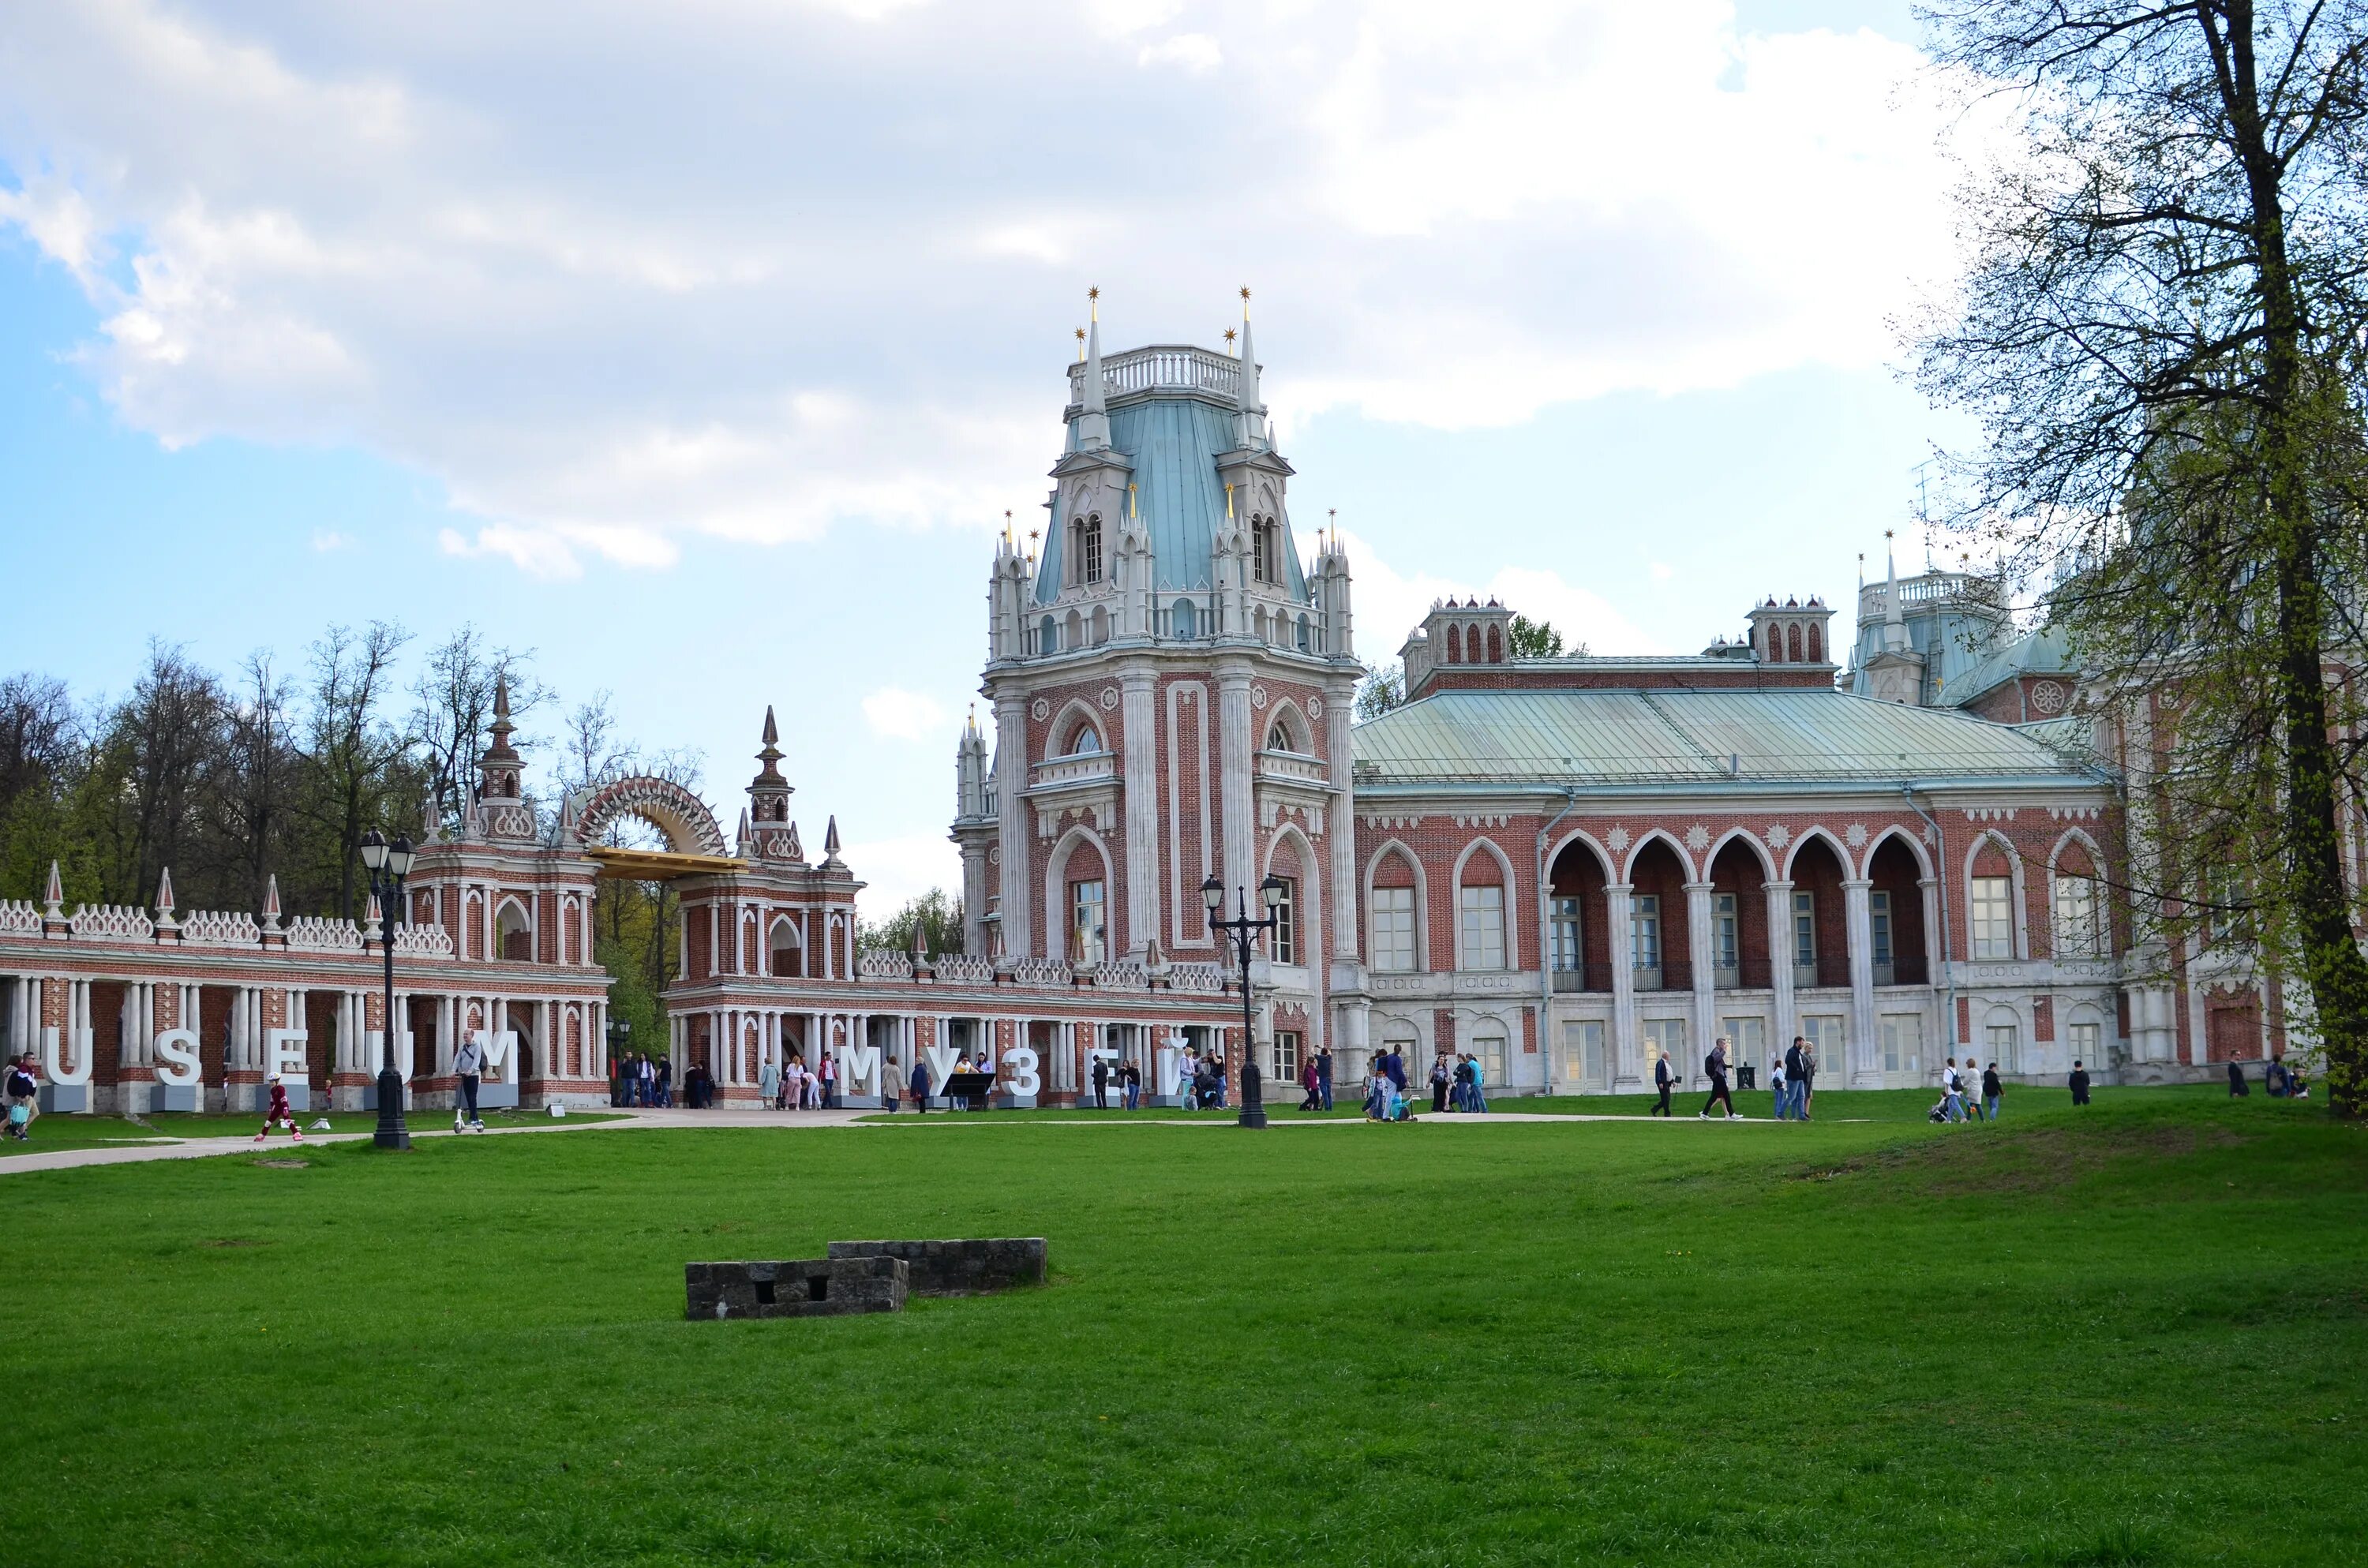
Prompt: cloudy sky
<box><xmin>0</xmin><ymin>0</ymin><xmax>1977</xmax><ymax>911</ymax></box>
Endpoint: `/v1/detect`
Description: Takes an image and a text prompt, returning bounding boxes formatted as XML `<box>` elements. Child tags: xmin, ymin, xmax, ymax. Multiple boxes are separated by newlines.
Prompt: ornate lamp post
<box><xmin>1202</xmin><ymin>871</ymin><xmax>1286</xmax><ymax>1128</ymax></box>
<box><xmin>358</xmin><ymin>828</ymin><xmax>418</xmax><ymax>1151</ymax></box>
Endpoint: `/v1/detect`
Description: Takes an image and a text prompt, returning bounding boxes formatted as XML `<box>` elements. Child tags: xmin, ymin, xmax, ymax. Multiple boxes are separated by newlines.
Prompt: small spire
<box><xmin>493</xmin><ymin>675</ymin><xmax>511</xmax><ymax>724</ymax></box>
<box><xmin>1235</xmin><ymin>290</ymin><xmax>1262</xmax><ymax>450</ymax></box>
<box><xmin>42</xmin><ymin>859</ymin><xmax>63</xmax><ymax>919</ymax></box>
<box><xmin>1076</xmin><ymin>294</ymin><xmax>1110</xmax><ymax>451</ymax></box>
<box><xmin>364</xmin><ymin>889</ymin><xmax>382</xmax><ymax>929</ymax></box>
<box><xmin>762</xmin><ymin>705</ymin><xmax>780</xmax><ymax>748</ymax></box>
<box><xmin>155</xmin><ymin>866</ymin><xmax>177</xmax><ymax>921</ymax></box>
<box><xmin>260</xmin><ymin>873</ymin><xmax>283</xmax><ymax>931</ymax></box>
<box><xmin>822</xmin><ymin>815</ymin><xmax>843</xmax><ymax>865</ymax></box>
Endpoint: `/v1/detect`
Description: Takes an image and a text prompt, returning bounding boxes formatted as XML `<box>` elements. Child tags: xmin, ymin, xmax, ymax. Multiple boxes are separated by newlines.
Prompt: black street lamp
<box><xmin>358</xmin><ymin>828</ymin><xmax>417</xmax><ymax>1151</ymax></box>
<box><xmin>1202</xmin><ymin>871</ymin><xmax>1286</xmax><ymax>1128</ymax></box>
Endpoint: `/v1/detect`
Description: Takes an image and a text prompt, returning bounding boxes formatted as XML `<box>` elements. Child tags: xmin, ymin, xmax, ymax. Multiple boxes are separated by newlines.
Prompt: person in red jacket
<box><xmin>253</xmin><ymin>1075</ymin><xmax>305</xmax><ymax>1143</ymax></box>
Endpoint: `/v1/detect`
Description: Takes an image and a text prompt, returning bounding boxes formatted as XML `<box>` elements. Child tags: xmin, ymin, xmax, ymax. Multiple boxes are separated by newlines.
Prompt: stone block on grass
<box><xmin>684</xmin><ymin>1256</ymin><xmax>906</xmax><ymax>1320</ymax></box>
<box><xmin>826</xmin><ymin>1237</ymin><xmax>1047</xmax><ymax>1297</ymax></box>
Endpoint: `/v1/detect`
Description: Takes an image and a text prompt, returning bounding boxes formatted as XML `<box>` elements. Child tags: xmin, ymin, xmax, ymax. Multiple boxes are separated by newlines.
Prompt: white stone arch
<box><xmin>493</xmin><ymin>894</ymin><xmax>533</xmax><ymax>960</ymax></box>
<box><xmin>1043</xmin><ymin>825</ymin><xmax>1115</xmax><ymax>961</ymax></box>
<box><xmin>2048</xmin><ymin>825</ymin><xmax>2106</xmax><ymax>874</ymax></box>
<box><xmin>1261</xmin><ymin>822</ymin><xmax>1321</xmax><ymax>969</ymax></box>
<box><xmin>1702</xmin><ymin>827</ymin><xmax>1778</xmax><ymax>882</ymax></box>
<box><xmin>1778</xmin><ymin>827</ymin><xmax>1851</xmax><ymax>882</ymax></box>
<box><xmin>1263</xmin><ymin>697</ymin><xmax>1313</xmax><ymax>755</ymax></box>
<box><xmin>766</xmin><ymin>913</ymin><xmax>804</xmax><ymax>977</ymax></box>
<box><xmin>1363</xmin><ymin>836</ymin><xmax>1431</xmax><ymax>974</ymax></box>
<box><xmin>1962</xmin><ymin>829</ymin><xmax>2031</xmax><ymax>960</ymax></box>
<box><xmin>1064</xmin><ymin>608</ymin><xmax>1085</xmax><ymax>649</ymax></box>
<box><xmin>1372</xmin><ymin>1010</ymin><xmax>1425</xmax><ymax>1069</ymax></box>
<box><xmin>1620</xmin><ymin>828</ymin><xmax>1697</xmax><ymax>884</ymax></box>
<box><xmin>1544</xmin><ymin>828</ymin><xmax>1617</xmax><ymax>885</ymax></box>
<box><xmin>1451</xmin><ymin>836</ymin><xmax>1519</xmax><ymax>971</ymax></box>
<box><xmin>572</xmin><ymin>773</ymin><xmax>728</xmax><ymax>856</ymax></box>
<box><xmin>1044</xmin><ymin>698</ymin><xmax>1106</xmax><ymax>761</ymax></box>
<box><xmin>1858</xmin><ymin>823</ymin><xmax>1935</xmax><ymax>881</ymax></box>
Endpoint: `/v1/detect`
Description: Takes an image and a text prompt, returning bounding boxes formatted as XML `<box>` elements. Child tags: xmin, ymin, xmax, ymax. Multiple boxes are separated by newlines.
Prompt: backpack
<box><xmin>1703</xmin><ymin>1050</ymin><xmax>1720</xmax><ymax>1077</ymax></box>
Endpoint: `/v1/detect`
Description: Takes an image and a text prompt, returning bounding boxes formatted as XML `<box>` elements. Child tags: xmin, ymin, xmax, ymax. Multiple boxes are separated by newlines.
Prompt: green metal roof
<box><xmin>1944</xmin><ymin>625</ymin><xmax>2075</xmax><ymax>707</ymax></box>
<box><xmin>1036</xmin><ymin>395</ymin><xmax>1308</xmax><ymax>604</ymax></box>
<box><xmin>1351</xmin><ymin>687</ymin><xmax>2109</xmax><ymax>788</ymax></box>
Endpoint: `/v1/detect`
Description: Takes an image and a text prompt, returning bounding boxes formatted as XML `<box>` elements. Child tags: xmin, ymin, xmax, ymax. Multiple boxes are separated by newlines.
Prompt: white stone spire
<box><xmin>1075</xmin><ymin>290</ymin><xmax>1111</xmax><ymax>453</ymax></box>
<box><xmin>1235</xmin><ymin>287</ymin><xmax>1265</xmax><ymax>451</ymax></box>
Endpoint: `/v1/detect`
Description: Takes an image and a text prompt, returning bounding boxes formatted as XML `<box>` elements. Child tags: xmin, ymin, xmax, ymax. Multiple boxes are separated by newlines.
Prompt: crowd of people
<box><xmin>608</xmin><ymin>1052</ymin><xmax>675</xmax><ymax>1108</ymax></box>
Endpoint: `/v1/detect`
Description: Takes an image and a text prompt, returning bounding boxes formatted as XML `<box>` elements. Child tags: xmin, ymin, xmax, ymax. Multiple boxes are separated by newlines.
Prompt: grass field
<box><xmin>0</xmin><ymin>1108</ymin><xmax>624</xmax><ymax>1155</ymax></box>
<box><xmin>2</xmin><ymin>1087</ymin><xmax>2362</xmax><ymax>1566</ymax></box>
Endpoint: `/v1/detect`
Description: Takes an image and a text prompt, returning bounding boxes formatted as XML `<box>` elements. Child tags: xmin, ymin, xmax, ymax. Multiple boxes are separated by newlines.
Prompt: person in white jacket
<box><xmin>451</xmin><ymin>1036</ymin><xmax>485</xmax><ymax>1132</ymax></box>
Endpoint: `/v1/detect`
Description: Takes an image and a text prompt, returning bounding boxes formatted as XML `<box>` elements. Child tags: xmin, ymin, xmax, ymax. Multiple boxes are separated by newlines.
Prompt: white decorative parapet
<box><xmin>933</xmin><ymin>952</ymin><xmax>995</xmax><ymax>984</ymax></box>
<box><xmin>1010</xmin><ymin>956</ymin><xmax>1073</xmax><ymax>987</ymax></box>
<box><xmin>1167</xmin><ymin>962</ymin><xmax>1227</xmax><ymax>994</ymax></box>
<box><xmin>1097</xmin><ymin>958</ymin><xmax>1149</xmax><ymax>990</ymax></box>
<box><xmin>283</xmin><ymin>915</ymin><xmax>365</xmax><ymax>952</ymax></box>
<box><xmin>0</xmin><ymin>900</ymin><xmax>41</xmax><ymax>937</ymax></box>
<box><xmin>180</xmin><ymin>909</ymin><xmax>263</xmax><ymax>948</ymax></box>
<box><xmin>70</xmin><ymin>904</ymin><xmax>155</xmax><ymax>942</ymax></box>
<box><xmin>857</xmin><ymin>949</ymin><xmax>916</xmax><ymax>982</ymax></box>
<box><xmin>393</xmin><ymin>924</ymin><xmax>455</xmax><ymax>960</ymax></box>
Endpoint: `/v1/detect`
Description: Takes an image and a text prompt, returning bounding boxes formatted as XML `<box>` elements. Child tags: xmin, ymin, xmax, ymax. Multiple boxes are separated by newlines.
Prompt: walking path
<box><xmin>0</xmin><ymin>1105</ymin><xmax>1838</xmax><ymax>1175</ymax></box>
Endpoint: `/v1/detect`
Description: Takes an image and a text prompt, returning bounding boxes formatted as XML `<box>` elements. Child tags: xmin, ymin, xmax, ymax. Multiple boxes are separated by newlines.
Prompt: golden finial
<box><xmin>1224</xmin><ymin>326</ymin><xmax>1237</xmax><ymax>353</ymax></box>
<box><xmin>1075</xmin><ymin>326</ymin><xmax>1085</xmax><ymax>361</ymax></box>
<box><xmin>1003</xmin><ymin>508</ymin><xmax>1014</xmax><ymax>542</ymax></box>
<box><xmin>1088</xmin><ymin>284</ymin><xmax>1100</xmax><ymax>323</ymax></box>
<box><xmin>1239</xmin><ymin>285</ymin><xmax>1251</xmax><ymax>316</ymax></box>
<box><xmin>1224</xmin><ymin>481</ymin><xmax>1234</xmax><ymax>519</ymax></box>
<box><xmin>1128</xmin><ymin>482</ymin><xmax>1137</xmax><ymax>519</ymax></box>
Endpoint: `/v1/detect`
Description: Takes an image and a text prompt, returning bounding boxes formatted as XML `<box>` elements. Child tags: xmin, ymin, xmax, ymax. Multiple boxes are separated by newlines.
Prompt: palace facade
<box><xmin>0</xmin><ymin>317</ymin><xmax>2295</xmax><ymax>1113</ymax></box>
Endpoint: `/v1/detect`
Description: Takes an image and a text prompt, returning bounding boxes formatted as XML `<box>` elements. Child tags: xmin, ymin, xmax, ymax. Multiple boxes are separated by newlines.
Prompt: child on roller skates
<box><xmin>253</xmin><ymin>1074</ymin><xmax>305</xmax><ymax>1143</ymax></box>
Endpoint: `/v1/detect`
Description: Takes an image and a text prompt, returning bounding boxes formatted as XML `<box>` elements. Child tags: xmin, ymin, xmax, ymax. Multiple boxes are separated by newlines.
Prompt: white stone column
<box><xmin>1120</xmin><ymin>663</ymin><xmax>1160</xmax><ymax>956</ymax></box>
<box><xmin>1216</xmin><ymin>659</ymin><xmax>1256</xmax><ymax>908</ymax></box>
<box><xmin>995</xmin><ymin>694</ymin><xmax>1032</xmax><ymax>957</ymax></box>
<box><xmin>1684</xmin><ymin>881</ymin><xmax>1717</xmax><ymax>1089</ymax></box>
<box><xmin>1606</xmin><ymin>883</ymin><xmax>1639</xmax><ymax>1087</ymax></box>
<box><xmin>1844</xmin><ymin>878</ymin><xmax>1879</xmax><ymax>1086</ymax></box>
<box><xmin>1764</xmin><ymin>881</ymin><xmax>1797</xmax><ymax>1061</ymax></box>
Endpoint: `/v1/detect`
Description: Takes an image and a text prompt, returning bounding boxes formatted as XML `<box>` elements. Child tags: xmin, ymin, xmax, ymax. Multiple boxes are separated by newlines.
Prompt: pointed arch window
<box><xmin>1266</xmin><ymin>717</ymin><xmax>1298</xmax><ymax>753</ymax></box>
<box><xmin>1786</xmin><ymin>623</ymin><xmax>1804</xmax><ymax>662</ymax></box>
<box><xmin>1079</xmin><ymin>513</ymin><xmax>1103</xmax><ymax>585</ymax></box>
<box><xmin>1250</xmin><ymin>516</ymin><xmax>1275</xmax><ymax>585</ymax></box>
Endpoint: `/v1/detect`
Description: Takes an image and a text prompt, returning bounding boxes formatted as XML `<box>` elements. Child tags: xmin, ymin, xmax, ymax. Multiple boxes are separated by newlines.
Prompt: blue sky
<box><xmin>0</xmin><ymin>0</ymin><xmax>1970</xmax><ymax>908</ymax></box>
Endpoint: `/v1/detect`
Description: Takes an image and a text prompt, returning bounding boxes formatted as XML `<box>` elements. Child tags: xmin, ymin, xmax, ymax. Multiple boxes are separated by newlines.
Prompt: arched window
<box><xmin>1457</xmin><ymin>849</ymin><xmax>1508</xmax><ymax>971</ymax></box>
<box><xmin>1039</xmin><ymin>615</ymin><xmax>1057</xmax><ymax>653</ymax></box>
<box><xmin>1762</xmin><ymin>625</ymin><xmax>1779</xmax><ymax>662</ymax></box>
<box><xmin>2052</xmin><ymin>841</ymin><xmax>2103</xmax><ymax>958</ymax></box>
<box><xmin>1444</xmin><ymin>626</ymin><xmax>1463</xmax><ymax>664</ymax></box>
<box><xmin>1079</xmin><ymin>513</ymin><xmax>1103</xmax><ymax>585</ymax></box>
<box><xmin>1065</xmin><ymin>608</ymin><xmax>1084</xmax><ymax>649</ymax></box>
<box><xmin>769</xmin><ymin>917</ymin><xmax>804</xmax><ymax>978</ymax></box>
<box><xmin>1807</xmin><ymin>623</ymin><xmax>1823</xmax><ymax>662</ymax></box>
<box><xmin>1295</xmin><ymin>613</ymin><xmax>1312</xmax><ymax>652</ymax></box>
<box><xmin>1486</xmin><ymin>623</ymin><xmax>1504</xmax><ymax>664</ymax></box>
<box><xmin>1251</xmin><ymin>517</ymin><xmax>1274</xmax><ymax>584</ymax></box>
<box><xmin>1173</xmin><ymin>597</ymin><xmax>1197</xmax><ymax>638</ymax></box>
<box><xmin>1066</xmin><ymin>723</ymin><xmax>1101</xmax><ymax>755</ymax></box>
<box><xmin>1090</xmin><ymin>605</ymin><xmax>1109</xmax><ymax>646</ymax></box>
<box><xmin>1266</xmin><ymin>717</ymin><xmax>1297</xmax><ymax>753</ymax></box>
<box><xmin>1785</xmin><ymin>623</ymin><xmax>1803</xmax><ymax>662</ymax></box>
<box><xmin>496</xmin><ymin>900</ymin><xmax>532</xmax><ymax>963</ymax></box>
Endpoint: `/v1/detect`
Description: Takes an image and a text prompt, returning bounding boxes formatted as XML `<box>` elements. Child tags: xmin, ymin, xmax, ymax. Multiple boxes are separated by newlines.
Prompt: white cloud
<box><xmin>0</xmin><ymin>2</ymin><xmax>1969</xmax><ymax>571</ymax></box>
<box><xmin>1137</xmin><ymin>33</ymin><xmax>1222</xmax><ymax>72</ymax></box>
<box><xmin>1340</xmin><ymin>528</ymin><xmax>1664</xmax><ymax>661</ymax></box>
<box><xmin>309</xmin><ymin>528</ymin><xmax>351</xmax><ymax>552</ymax></box>
<box><xmin>863</xmin><ymin>687</ymin><xmax>949</xmax><ymax>742</ymax></box>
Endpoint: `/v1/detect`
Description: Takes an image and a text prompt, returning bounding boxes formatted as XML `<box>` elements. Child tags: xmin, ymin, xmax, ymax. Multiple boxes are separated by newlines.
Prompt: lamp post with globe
<box><xmin>1201</xmin><ymin>871</ymin><xmax>1285</xmax><ymax>1128</ymax></box>
<box><xmin>358</xmin><ymin>828</ymin><xmax>417</xmax><ymax>1151</ymax></box>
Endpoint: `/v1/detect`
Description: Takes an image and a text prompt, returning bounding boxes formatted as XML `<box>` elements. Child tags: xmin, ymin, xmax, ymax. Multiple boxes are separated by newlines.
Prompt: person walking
<box><xmin>2069</xmin><ymin>1059</ymin><xmax>2091</xmax><ymax>1106</ymax></box>
<box><xmin>1941</xmin><ymin>1057</ymin><xmax>1966</xmax><ymax>1122</ymax></box>
<box><xmin>1698</xmin><ymin>1036</ymin><xmax>1737</xmax><ymax>1120</ymax></box>
<box><xmin>2227</xmin><ymin>1060</ymin><xmax>2250</xmax><ymax>1098</ymax></box>
<box><xmin>1769</xmin><ymin>1047</ymin><xmax>1790</xmax><ymax>1121</ymax></box>
<box><xmin>654</xmin><ymin>1055</ymin><xmax>673</xmax><ymax>1108</ymax></box>
<box><xmin>451</xmin><ymin>1032</ymin><xmax>486</xmax><ymax>1132</ymax></box>
<box><xmin>1429</xmin><ymin>1053</ymin><xmax>1452</xmax><ymax>1114</ymax></box>
<box><xmin>1797</xmin><ymin>1038</ymin><xmax>1817</xmax><ymax>1121</ymax></box>
<box><xmin>908</xmin><ymin>1054</ymin><xmax>931</xmax><ymax>1113</ymax></box>
<box><xmin>1383</xmin><ymin>1045</ymin><xmax>1407</xmax><ymax>1101</ymax></box>
<box><xmin>1468</xmin><ymin>1053</ymin><xmax>1489</xmax><ymax>1114</ymax></box>
<box><xmin>759</xmin><ymin>1057</ymin><xmax>781</xmax><ymax>1111</ymax></box>
<box><xmin>1982</xmin><ymin>1061</ymin><xmax>2004</xmax><ymax>1121</ymax></box>
<box><xmin>1651</xmin><ymin>1050</ymin><xmax>1674</xmax><ymax>1116</ymax></box>
<box><xmin>1316</xmin><ymin>1046</ymin><xmax>1334</xmax><ymax>1111</ymax></box>
<box><xmin>1364</xmin><ymin>1055</ymin><xmax>1393</xmax><ymax>1121</ymax></box>
<box><xmin>1450</xmin><ymin>1053</ymin><xmax>1474</xmax><ymax>1112</ymax></box>
<box><xmin>1122</xmin><ymin>1058</ymin><xmax>1141</xmax><ymax>1110</ymax></box>
<box><xmin>1783</xmin><ymin>1037</ymin><xmax>1808</xmax><ymax>1121</ymax></box>
<box><xmin>1299</xmin><ymin>1055</ymin><xmax>1321</xmax><ymax>1112</ymax></box>
<box><xmin>1091</xmin><ymin>1053</ymin><xmax>1111</xmax><ymax>1110</ymax></box>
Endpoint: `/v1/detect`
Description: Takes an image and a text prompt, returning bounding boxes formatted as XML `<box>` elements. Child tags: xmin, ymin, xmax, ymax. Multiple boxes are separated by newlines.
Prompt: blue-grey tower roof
<box><xmin>1034</xmin><ymin>341</ymin><xmax>1306</xmax><ymax>604</ymax></box>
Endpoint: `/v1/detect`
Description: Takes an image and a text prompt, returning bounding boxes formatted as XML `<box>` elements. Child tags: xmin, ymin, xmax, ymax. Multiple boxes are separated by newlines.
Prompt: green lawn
<box><xmin>2</xmin><ymin>1091</ymin><xmax>2361</xmax><ymax>1566</ymax></box>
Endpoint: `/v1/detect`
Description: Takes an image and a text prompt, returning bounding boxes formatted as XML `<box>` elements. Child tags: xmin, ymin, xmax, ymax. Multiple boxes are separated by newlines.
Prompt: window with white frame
<box><xmin>1272</xmin><ymin>1030</ymin><xmax>1300</xmax><ymax>1082</ymax></box>
<box><xmin>2052</xmin><ymin>871</ymin><xmax>2101</xmax><ymax>957</ymax></box>
<box><xmin>1880</xmin><ymin>1012</ymin><xmax>1922</xmax><ymax>1075</ymax></box>
<box><xmin>1970</xmin><ymin>874</ymin><xmax>2014</xmax><ymax>959</ymax></box>
<box><xmin>1642</xmin><ymin>1016</ymin><xmax>1687</xmax><ymax>1068</ymax></box>
<box><xmin>1870</xmin><ymin>891</ymin><xmax>1894</xmax><ymax>967</ymax></box>
<box><xmin>1563</xmin><ymin>1019</ymin><xmax>1606</xmax><ymax>1087</ymax></box>
<box><xmin>1632</xmin><ymin>893</ymin><xmax>1662</xmax><ymax>971</ymax></box>
<box><xmin>1459</xmin><ymin>883</ymin><xmax>1506</xmax><ymax>970</ymax></box>
<box><xmin>1550</xmin><ymin>896</ymin><xmax>1583</xmax><ymax>973</ymax></box>
<box><xmin>1070</xmin><ymin>879</ymin><xmax>1106</xmax><ymax>965</ymax></box>
<box><xmin>1712</xmin><ymin>893</ymin><xmax>1739</xmax><ymax>974</ymax></box>
<box><xmin>1370</xmin><ymin>885</ymin><xmax>1416</xmax><ymax>972</ymax></box>
<box><xmin>1984</xmin><ymin>1019</ymin><xmax>2020</xmax><ymax>1072</ymax></box>
<box><xmin>1079</xmin><ymin>514</ymin><xmax>1103</xmax><ymax>584</ymax></box>
<box><xmin>1271</xmin><ymin>877</ymin><xmax>1299</xmax><ymax>965</ymax></box>
<box><xmin>2068</xmin><ymin>1020</ymin><xmax>2100</xmax><ymax>1065</ymax></box>
<box><xmin>1793</xmin><ymin>889</ymin><xmax>1816</xmax><ymax>970</ymax></box>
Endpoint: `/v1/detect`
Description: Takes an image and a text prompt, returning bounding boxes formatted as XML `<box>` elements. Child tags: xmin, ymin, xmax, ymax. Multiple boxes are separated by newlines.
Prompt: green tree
<box><xmin>1911</xmin><ymin>0</ymin><xmax>2368</xmax><ymax>1111</ymax></box>
<box><xmin>1355</xmin><ymin>661</ymin><xmax>1404</xmax><ymax>720</ymax></box>
<box><xmin>1508</xmin><ymin>615</ymin><xmax>1582</xmax><ymax>659</ymax></box>
<box><xmin>862</xmin><ymin>888</ymin><xmax>965</xmax><ymax>956</ymax></box>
